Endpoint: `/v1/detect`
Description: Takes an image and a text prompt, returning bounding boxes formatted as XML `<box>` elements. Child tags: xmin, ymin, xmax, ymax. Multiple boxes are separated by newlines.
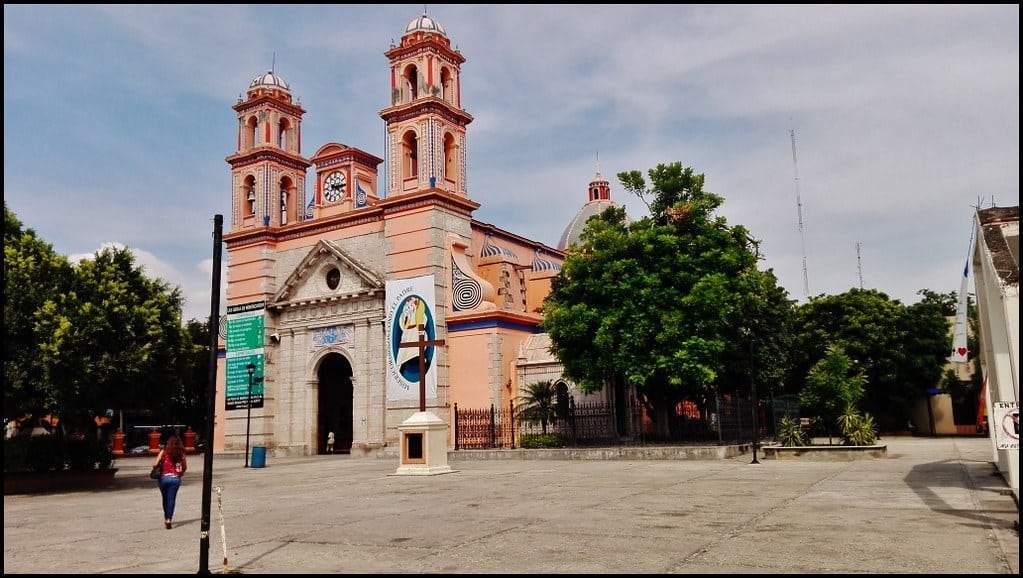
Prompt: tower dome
<box><xmin>404</xmin><ymin>12</ymin><xmax>446</xmax><ymax>36</ymax></box>
<box><xmin>249</xmin><ymin>71</ymin><xmax>290</xmax><ymax>92</ymax></box>
<box><xmin>557</xmin><ymin>165</ymin><xmax>625</xmax><ymax>251</ymax></box>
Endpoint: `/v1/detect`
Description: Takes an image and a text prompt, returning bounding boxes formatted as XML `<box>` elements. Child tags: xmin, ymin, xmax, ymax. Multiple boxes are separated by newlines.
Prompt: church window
<box><xmin>402</xmin><ymin>131</ymin><xmax>418</xmax><ymax>180</ymax></box>
<box><xmin>443</xmin><ymin>133</ymin><xmax>456</xmax><ymax>183</ymax></box>
<box><xmin>280</xmin><ymin>176</ymin><xmax>294</xmax><ymax>225</ymax></box>
<box><xmin>244</xmin><ymin>176</ymin><xmax>257</xmax><ymax>216</ymax></box>
<box><xmin>326</xmin><ymin>267</ymin><xmax>341</xmax><ymax>290</ymax></box>
<box><xmin>278</xmin><ymin>118</ymin><xmax>290</xmax><ymax>150</ymax></box>
<box><xmin>247</xmin><ymin>116</ymin><xmax>258</xmax><ymax>148</ymax></box>
<box><xmin>440</xmin><ymin>67</ymin><xmax>452</xmax><ymax>103</ymax></box>
<box><xmin>404</xmin><ymin>64</ymin><xmax>418</xmax><ymax>101</ymax></box>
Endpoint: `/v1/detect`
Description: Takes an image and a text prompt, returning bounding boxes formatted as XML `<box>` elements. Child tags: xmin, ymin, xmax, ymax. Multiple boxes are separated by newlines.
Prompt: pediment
<box><xmin>270</xmin><ymin>240</ymin><xmax>383</xmax><ymax>308</ymax></box>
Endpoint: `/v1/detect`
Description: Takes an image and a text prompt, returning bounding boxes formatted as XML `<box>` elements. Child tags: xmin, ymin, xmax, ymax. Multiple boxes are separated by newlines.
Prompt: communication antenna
<box><xmin>855</xmin><ymin>242</ymin><xmax>864</xmax><ymax>289</ymax></box>
<box><xmin>790</xmin><ymin>128</ymin><xmax>810</xmax><ymax>299</ymax></box>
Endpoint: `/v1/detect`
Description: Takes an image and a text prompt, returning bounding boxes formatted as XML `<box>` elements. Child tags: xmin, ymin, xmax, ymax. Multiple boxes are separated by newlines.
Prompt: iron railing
<box><xmin>454</xmin><ymin>392</ymin><xmax>786</xmax><ymax>449</ymax></box>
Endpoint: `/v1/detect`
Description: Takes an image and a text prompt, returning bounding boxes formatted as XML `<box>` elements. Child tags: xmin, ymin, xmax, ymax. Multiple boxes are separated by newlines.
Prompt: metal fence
<box><xmin>454</xmin><ymin>392</ymin><xmax>791</xmax><ymax>450</ymax></box>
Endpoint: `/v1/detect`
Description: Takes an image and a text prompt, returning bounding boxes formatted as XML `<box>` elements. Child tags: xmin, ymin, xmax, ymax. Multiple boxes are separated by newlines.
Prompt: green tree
<box><xmin>543</xmin><ymin>162</ymin><xmax>778</xmax><ymax>437</ymax></box>
<box><xmin>171</xmin><ymin>318</ymin><xmax>211</xmax><ymax>429</ymax></box>
<box><xmin>3</xmin><ymin>204</ymin><xmax>74</xmax><ymax>416</ymax></box>
<box><xmin>33</xmin><ymin>245</ymin><xmax>186</xmax><ymax>415</ymax></box>
<box><xmin>517</xmin><ymin>380</ymin><xmax>558</xmax><ymax>434</ymax></box>
<box><xmin>791</xmin><ymin>288</ymin><xmax>951</xmax><ymax>430</ymax></box>
<box><xmin>719</xmin><ymin>268</ymin><xmax>795</xmax><ymax>401</ymax></box>
<box><xmin>798</xmin><ymin>345</ymin><xmax>866</xmax><ymax>443</ymax></box>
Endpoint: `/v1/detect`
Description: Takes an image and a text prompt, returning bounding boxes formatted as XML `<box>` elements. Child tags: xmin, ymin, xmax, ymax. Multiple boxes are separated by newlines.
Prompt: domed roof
<box><xmin>557</xmin><ymin>199</ymin><xmax>618</xmax><ymax>250</ymax></box>
<box><xmin>405</xmin><ymin>12</ymin><xmax>446</xmax><ymax>36</ymax></box>
<box><xmin>249</xmin><ymin>71</ymin><xmax>290</xmax><ymax>91</ymax></box>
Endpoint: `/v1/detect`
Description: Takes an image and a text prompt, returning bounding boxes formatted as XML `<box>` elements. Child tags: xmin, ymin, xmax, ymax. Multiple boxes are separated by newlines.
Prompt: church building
<box><xmin>213</xmin><ymin>13</ymin><xmax>622</xmax><ymax>456</ymax></box>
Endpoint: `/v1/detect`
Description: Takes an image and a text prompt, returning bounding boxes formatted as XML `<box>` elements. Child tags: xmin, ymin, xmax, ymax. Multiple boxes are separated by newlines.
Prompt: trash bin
<box><xmin>251</xmin><ymin>446</ymin><xmax>267</xmax><ymax>469</ymax></box>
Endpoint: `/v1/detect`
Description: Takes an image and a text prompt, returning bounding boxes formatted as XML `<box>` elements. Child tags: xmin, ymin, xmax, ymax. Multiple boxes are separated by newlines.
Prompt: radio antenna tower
<box><xmin>856</xmin><ymin>242</ymin><xmax>864</xmax><ymax>289</ymax></box>
<box><xmin>790</xmin><ymin>128</ymin><xmax>810</xmax><ymax>299</ymax></box>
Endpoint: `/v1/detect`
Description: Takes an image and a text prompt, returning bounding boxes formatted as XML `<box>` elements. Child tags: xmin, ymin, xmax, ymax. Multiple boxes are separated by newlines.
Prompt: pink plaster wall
<box><xmin>448</xmin><ymin>330</ymin><xmax>494</xmax><ymax>410</ymax></box>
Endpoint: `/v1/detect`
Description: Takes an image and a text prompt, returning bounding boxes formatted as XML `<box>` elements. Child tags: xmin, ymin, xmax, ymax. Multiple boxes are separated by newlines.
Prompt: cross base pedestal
<box><xmin>391</xmin><ymin>411</ymin><xmax>456</xmax><ymax>476</ymax></box>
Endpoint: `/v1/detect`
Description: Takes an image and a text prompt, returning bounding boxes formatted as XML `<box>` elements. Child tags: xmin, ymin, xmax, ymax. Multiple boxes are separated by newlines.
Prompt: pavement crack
<box><xmin>668</xmin><ymin>461</ymin><xmax>853</xmax><ymax>572</ymax></box>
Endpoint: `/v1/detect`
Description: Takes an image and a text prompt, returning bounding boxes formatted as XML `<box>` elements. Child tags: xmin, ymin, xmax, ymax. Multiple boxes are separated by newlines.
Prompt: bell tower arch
<box><xmin>380</xmin><ymin>12</ymin><xmax>472</xmax><ymax>197</ymax></box>
<box><xmin>227</xmin><ymin>70</ymin><xmax>312</xmax><ymax>230</ymax></box>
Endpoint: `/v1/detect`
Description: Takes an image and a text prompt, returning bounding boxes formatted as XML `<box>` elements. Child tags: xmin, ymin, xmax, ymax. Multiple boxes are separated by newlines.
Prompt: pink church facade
<box><xmin>213</xmin><ymin>13</ymin><xmax>615</xmax><ymax>456</ymax></box>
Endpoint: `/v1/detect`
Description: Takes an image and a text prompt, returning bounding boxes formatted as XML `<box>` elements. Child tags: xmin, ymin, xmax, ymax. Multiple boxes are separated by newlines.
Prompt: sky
<box><xmin>4</xmin><ymin>4</ymin><xmax>1019</xmax><ymax>321</ymax></box>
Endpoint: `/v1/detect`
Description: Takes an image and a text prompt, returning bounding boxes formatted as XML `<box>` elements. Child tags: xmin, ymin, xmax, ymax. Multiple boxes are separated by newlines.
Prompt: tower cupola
<box><xmin>404</xmin><ymin>12</ymin><xmax>447</xmax><ymax>37</ymax></box>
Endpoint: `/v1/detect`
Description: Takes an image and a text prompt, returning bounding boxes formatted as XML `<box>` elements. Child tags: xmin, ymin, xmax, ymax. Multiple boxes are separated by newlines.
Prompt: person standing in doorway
<box><xmin>326</xmin><ymin>430</ymin><xmax>335</xmax><ymax>454</ymax></box>
<box><xmin>153</xmin><ymin>435</ymin><xmax>187</xmax><ymax>529</ymax></box>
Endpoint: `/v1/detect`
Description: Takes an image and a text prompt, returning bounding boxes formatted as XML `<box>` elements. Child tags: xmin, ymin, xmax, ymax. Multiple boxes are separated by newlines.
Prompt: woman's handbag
<box><xmin>149</xmin><ymin>464</ymin><xmax>162</xmax><ymax>480</ymax></box>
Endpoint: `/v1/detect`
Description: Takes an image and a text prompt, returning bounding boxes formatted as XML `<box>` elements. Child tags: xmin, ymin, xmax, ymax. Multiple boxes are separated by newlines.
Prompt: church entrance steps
<box><xmin>448</xmin><ymin>444</ymin><xmax>751</xmax><ymax>461</ymax></box>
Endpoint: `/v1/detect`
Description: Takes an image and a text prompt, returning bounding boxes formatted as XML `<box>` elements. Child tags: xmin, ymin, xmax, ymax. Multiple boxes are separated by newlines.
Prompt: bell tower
<box><xmin>380</xmin><ymin>12</ymin><xmax>472</xmax><ymax>198</ymax></box>
<box><xmin>227</xmin><ymin>70</ymin><xmax>311</xmax><ymax>230</ymax></box>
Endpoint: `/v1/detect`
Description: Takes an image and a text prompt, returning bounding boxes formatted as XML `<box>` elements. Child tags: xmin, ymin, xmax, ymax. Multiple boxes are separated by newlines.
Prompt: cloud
<box><xmin>69</xmin><ymin>242</ymin><xmax>224</xmax><ymax>321</ymax></box>
<box><xmin>4</xmin><ymin>4</ymin><xmax>1019</xmax><ymax>311</ymax></box>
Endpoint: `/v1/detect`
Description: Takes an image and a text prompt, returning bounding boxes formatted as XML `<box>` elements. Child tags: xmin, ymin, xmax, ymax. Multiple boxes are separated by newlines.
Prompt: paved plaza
<box><xmin>3</xmin><ymin>437</ymin><xmax>1018</xmax><ymax>574</ymax></box>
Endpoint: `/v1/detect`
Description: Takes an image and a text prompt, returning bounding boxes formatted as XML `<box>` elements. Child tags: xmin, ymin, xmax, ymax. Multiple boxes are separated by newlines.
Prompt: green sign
<box><xmin>227</xmin><ymin>314</ymin><xmax>264</xmax><ymax>351</ymax></box>
<box><xmin>226</xmin><ymin>303</ymin><xmax>265</xmax><ymax>410</ymax></box>
<box><xmin>226</xmin><ymin>353</ymin><xmax>264</xmax><ymax>410</ymax></box>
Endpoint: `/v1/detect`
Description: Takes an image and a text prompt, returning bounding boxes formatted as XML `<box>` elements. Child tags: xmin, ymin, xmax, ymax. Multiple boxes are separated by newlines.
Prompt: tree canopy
<box><xmin>4</xmin><ymin>204</ymin><xmax>207</xmax><ymax>424</ymax></box>
<box><xmin>542</xmin><ymin>162</ymin><xmax>790</xmax><ymax>435</ymax></box>
<box><xmin>790</xmin><ymin>288</ymin><xmax>950</xmax><ymax>429</ymax></box>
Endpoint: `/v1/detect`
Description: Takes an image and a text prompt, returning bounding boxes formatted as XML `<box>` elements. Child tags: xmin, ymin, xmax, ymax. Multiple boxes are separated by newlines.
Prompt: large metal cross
<box><xmin>398</xmin><ymin>323</ymin><xmax>445</xmax><ymax>412</ymax></box>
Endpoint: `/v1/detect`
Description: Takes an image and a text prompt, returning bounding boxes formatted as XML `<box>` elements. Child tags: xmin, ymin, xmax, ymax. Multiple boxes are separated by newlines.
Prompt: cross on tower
<box><xmin>398</xmin><ymin>324</ymin><xmax>445</xmax><ymax>412</ymax></box>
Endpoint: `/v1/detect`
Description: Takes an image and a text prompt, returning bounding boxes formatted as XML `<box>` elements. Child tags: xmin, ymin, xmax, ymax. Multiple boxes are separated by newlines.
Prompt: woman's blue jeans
<box><xmin>158</xmin><ymin>475</ymin><xmax>181</xmax><ymax>520</ymax></box>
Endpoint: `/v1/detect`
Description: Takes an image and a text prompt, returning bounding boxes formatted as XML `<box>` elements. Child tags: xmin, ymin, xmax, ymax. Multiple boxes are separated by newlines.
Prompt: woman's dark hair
<box><xmin>164</xmin><ymin>435</ymin><xmax>185</xmax><ymax>462</ymax></box>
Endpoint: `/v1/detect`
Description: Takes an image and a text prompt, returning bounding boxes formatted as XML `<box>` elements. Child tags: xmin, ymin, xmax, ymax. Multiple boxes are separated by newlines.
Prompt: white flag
<box><xmin>950</xmin><ymin>259</ymin><xmax>970</xmax><ymax>364</ymax></box>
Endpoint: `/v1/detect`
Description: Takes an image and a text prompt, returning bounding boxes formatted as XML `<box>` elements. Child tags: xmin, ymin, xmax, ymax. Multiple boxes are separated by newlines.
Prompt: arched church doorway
<box><xmin>317</xmin><ymin>353</ymin><xmax>353</xmax><ymax>454</ymax></box>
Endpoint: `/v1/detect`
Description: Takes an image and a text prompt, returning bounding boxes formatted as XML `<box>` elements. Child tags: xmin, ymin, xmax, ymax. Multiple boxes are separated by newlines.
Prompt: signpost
<box><xmin>199</xmin><ymin>215</ymin><xmax>223</xmax><ymax>575</ymax></box>
<box><xmin>226</xmin><ymin>301</ymin><xmax>265</xmax><ymax>411</ymax></box>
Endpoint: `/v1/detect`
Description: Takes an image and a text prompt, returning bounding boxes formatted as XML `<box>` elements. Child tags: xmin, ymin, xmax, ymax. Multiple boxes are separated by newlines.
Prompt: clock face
<box><xmin>323</xmin><ymin>171</ymin><xmax>346</xmax><ymax>202</ymax></box>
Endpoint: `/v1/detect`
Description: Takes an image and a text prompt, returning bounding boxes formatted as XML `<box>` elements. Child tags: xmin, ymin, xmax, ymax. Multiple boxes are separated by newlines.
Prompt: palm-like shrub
<box><xmin>799</xmin><ymin>345</ymin><xmax>866</xmax><ymax>444</ymax></box>
<box><xmin>517</xmin><ymin>380</ymin><xmax>558</xmax><ymax>435</ymax></box>
<box><xmin>840</xmin><ymin>412</ymin><xmax>878</xmax><ymax>446</ymax></box>
<box><xmin>776</xmin><ymin>416</ymin><xmax>807</xmax><ymax>447</ymax></box>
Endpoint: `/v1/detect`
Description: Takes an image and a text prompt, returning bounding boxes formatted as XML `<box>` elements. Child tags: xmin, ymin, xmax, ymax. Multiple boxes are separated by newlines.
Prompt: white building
<box><xmin>972</xmin><ymin>206</ymin><xmax>1019</xmax><ymax>499</ymax></box>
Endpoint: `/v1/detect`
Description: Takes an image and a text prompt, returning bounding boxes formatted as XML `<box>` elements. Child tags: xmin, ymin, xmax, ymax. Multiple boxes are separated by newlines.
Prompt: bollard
<box><xmin>111</xmin><ymin>430</ymin><xmax>125</xmax><ymax>457</ymax></box>
<box><xmin>148</xmin><ymin>430</ymin><xmax>161</xmax><ymax>454</ymax></box>
<box><xmin>184</xmin><ymin>427</ymin><xmax>197</xmax><ymax>453</ymax></box>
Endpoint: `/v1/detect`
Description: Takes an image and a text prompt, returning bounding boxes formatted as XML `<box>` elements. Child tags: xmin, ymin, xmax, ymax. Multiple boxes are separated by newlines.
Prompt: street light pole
<box><xmin>750</xmin><ymin>327</ymin><xmax>760</xmax><ymax>465</ymax></box>
<box><xmin>199</xmin><ymin>214</ymin><xmax>223</xmax><ymax>575</ymax></box>
<box><xmin>244</xmin><ymin>363</ymin><xmax>254</xmax><ymax>468</ymax></box>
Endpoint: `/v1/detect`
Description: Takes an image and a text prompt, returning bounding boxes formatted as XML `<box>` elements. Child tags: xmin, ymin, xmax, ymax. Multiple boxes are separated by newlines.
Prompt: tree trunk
<box><xmin>654</xmin><ymin>396</ymin><xmax>671</xmax><ymax>439</ymax></box>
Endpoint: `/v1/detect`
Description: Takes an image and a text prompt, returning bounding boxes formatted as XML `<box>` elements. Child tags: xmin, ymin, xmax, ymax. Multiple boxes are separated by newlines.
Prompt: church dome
<box><xmin>405</xmin><ymin>13</ymin><xmax>446</xmax><ymax>36</ymax></box>
<box><xmin>249</xmin><ymin>71</ymin><xmax>290</xmax><ymax>92</ymax></box>
<box><xmin>557</xmin><ymin>199</ymin><xmax>618</xmax><ymax>250</ymax></box>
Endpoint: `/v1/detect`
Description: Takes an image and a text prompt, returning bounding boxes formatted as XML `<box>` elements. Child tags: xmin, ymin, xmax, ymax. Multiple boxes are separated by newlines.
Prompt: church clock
<box><xmin>323</xmin><ymin>171</ymin><xmax>346</xmax><ymax>202</ymax></box>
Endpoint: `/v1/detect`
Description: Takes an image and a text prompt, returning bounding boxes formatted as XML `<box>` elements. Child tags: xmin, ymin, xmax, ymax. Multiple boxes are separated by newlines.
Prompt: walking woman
<box><xmin>153</xmin><ymin>435</ymin><xmax>187</xmax><ymax>529</ymax></box>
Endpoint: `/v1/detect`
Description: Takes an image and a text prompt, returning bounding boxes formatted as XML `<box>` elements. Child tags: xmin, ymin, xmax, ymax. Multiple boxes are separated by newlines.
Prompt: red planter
<box><xmin>184</xmin><ymin>427</ymin><xmax>196</xmax><ymax>453</ymax></box>
<box><xmin>111</xmin><ymin>430</ymin><xmax>125</xmax><ymax>457</ymax></box>
<box><xmin>148</xmin><ymin>430</ymin><xmax>161</xmax><ymax>454</ymax></box>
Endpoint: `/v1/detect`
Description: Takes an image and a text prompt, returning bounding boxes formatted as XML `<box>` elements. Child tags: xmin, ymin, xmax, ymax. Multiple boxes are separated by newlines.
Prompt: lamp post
<box><xmin>244</xmin><ymin>362</ymin><xmax>255</xmax><ymax>468</ymax></box>
<box><xmin>742</xmin><ymin>321</ymin><xmax>761</xmax><ymax>465</ymax></box>
<box><xmin>750</xmin><ymin>331</ymin><xmax>760</xmax><ymax>465</ymax></box>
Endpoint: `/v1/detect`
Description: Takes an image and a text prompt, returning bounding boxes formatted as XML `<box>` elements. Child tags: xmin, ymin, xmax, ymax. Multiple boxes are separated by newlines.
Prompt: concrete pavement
<box><xmin>2</xmin><ymin>437</ymin><xmax>1018</xmax><ymax>573</ymax></box>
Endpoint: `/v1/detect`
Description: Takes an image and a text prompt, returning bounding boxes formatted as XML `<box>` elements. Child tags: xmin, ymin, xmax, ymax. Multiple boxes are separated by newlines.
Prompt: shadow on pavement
<box><xmin>904</xmin><ymin>459</ymin><xmax>1018</xmax><ymax>532</ymax></box>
